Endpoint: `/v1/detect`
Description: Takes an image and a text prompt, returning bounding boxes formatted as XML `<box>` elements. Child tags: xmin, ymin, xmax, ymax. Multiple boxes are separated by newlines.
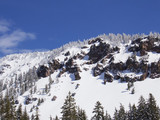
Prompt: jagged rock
<box><xmin>32</xmin><ymin>98</ymin><xmax>37</xmax><ymax>101</ymax></box>
<box><xmin>71</xmin><ymin>93</ymin><xmax>76</xmax><ymax>97</ymax></box>
<box><xmin>73</xmin><ymin>53</ymin><xmax>84</xmax><ymax>60</ymax></box>
<box><xmin>140</xmin><ymin>72</ymin><xmax>149</xmax><ymax>81</ymax></box>
<box><xmin>153</xmin><ymin>46</ymin><xmax>160</xmax><ymax>53</ymax></box>
<box><xmin>140</xmin><ymin>60</ymin><xmax>148</xmax><ymax>73</ymax></box>
<box><xmin>88</xmin><ymin>38</ymin><xmax>102</xmax><ymax>45</ymax></box>
<box><xmin>24</xmin><ymin>97</ymin><xmax>31</xmax><ymax>105</ymax></box>
<box><xmin>128</xmin><ymin>36</ymin><xmax>160</xmax><ymax>55</ymax></box>
<box><xmin>104</xmin><ymin>72</ymin><xmax>113</xmax><ymax>82</ymax></box>
<box><xmin>81</xmin><ymin>46</ymin><xmax>88</xmax><ymax>49</ymax></box>
<box><xmin>109</xmin><ymin>62</ymin><xmax>125</xmax><ymax>73</ymax></box>
<box><xmin>126</xmin><ymin>56</ymin><xmax>139</xmax><ymax>72</ymax></box>
<box><xmin>49</xmin><ymin>59</ymin><xmax>63</xmax><ymax>74</ymax></box>
<box><xmin>150</xmin><ymin>60</ymin><xmax>160</xmax><ymax>79</ymax></box>
<box><xmin>75</xmin><ymin>84</ymin><xmax>80</xmax><ymax>89</ymax></box>
<box><xmin>65</xmin><ymin>58</ymin><xmax>74</xmax><ymax>71</ymax></box>
<box><xmin>74</xmin><ymin>71</ymin><xmax>81</xmax><ymax>80</ymax></box>
<box><xmin>64</xmin><ymin>51</ymin><xmax>70</xmax><ymax>56</ymax></box>
<box><xmin>51</xmin><ymin>96</ymin><xmax>57</xmax><ymax>101</ymax></box>
<box><xmin>58</xmin><ymin>68</ymin><xmax>66</xmax><ymax>77</ymax></box>
<box><xmin>37</xmin><ymin>65</ymin><xmax>50</xmax><ymax>78</ymax></box>
<box><xmin>93</xmin><ymin>64</ymin><xmax>104</xmax><ymax>76</ymax></box>
<box><xmin>88</xmin><ymin>42</ymin><xmax>118</xmax><ymax>63</ymax></box>
<box><xmin>15</xmin><ymin>100</ymin><xmax>19</xmax><ymax>104</ymax></box>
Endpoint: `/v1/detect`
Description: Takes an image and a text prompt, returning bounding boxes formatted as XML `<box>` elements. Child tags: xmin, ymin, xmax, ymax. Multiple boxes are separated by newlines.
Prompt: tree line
<box><xmin>52</xmin><ymin>92</ymin><xmax>160</xmax><ymax>120</ymax></box>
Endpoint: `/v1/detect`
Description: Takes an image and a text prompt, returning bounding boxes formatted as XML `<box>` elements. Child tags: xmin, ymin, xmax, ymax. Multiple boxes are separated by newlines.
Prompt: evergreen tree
<box><xmin>55</xmin><ymin>116</ymin><xmax>59</xmax><ymax>120</ymax></box>
<box><xmin>61</xmin><ymin>92</ymin><xmax>77</xmax><ymax>120</ymax></box>
<box><xmin>21</xmin><ymin>107</ymin><xmax>29</xmax><ymax>120</ymax></box>
<box><xmin>77</xmin><ymin>107</ymin><xmax>87</xmax><ymax>120</ymax></box>
<box><xmin>0</xmin><ymin>93</ymin><xmax>4</xmax><ymax>118</ymax></box>
<box><xmin>35</xmin><ymin>107</ymin><xmax>39</xmax><ymax>120</ymax></box>
<box><xmin>113</xmin><ymin>109</ymin><xmax>119</xmax><ymax>120</ymax></box>
<box><xmin>4</xmin><ymin>94</ymin><xmax>12</xmax><ymax>120</ymax></box>
<box><xmin>92</xmin><ymin>101</ymin><xmax>104</xmax><ymax>120</ymax></box>
<box><xmin>117</xmin><ymin>104</ymin><xmax>126</xmax><ymax>120</ymax></box>
<box><xmin>127</xmin><ymin>104</ymin><xmax>137</xmax><ymax>120</ymax></box>
<box><xmin>17</xmin><ymin>104</ymin><xmax>22</xmax><ymax>119</ymax></box>
<box><xmin>137</xmin><ymin>96</ymin><xmax>148</xmax><ymax>120</ymax></box>
<box><xmin>31</xmin><ymin>114</ymin><xmax>35</xmax><ymax>120</ymax></box>
<box><xmin>146</xmin><ymin>93</ymin><xmax>160</xmax><ymax>120</ymax></box>
<box><xmin>104</xmin><ymin>111</ymin><xmax>111</xmax><ymax>120</ymax></box>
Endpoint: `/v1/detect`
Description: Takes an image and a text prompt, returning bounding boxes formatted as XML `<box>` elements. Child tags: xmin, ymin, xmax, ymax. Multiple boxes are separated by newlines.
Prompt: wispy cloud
<box><xmin>0</xmin><ymin>19</ymin><xmax>10</xmax><ymax>33</ymax></box>
<box><xmin>0</xmin><ymin>19</ymin><xmax>36</xmax><ymax>55</ymax></box>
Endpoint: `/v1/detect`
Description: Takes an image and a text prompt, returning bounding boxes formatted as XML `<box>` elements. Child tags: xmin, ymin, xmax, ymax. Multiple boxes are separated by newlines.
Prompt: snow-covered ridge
<box><xmin>0</xmin><ymin>33</ymin><xmax>160</xmax><ymax>119</ymax></box>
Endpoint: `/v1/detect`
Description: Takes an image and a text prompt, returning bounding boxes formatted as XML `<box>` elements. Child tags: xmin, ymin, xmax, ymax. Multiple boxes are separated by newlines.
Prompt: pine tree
<box><xmin>35</xmin><ymin>107</ymin><xmax>39</xmax><ymax>120</ymax></box>
<box><xmin>117</xmin><ymin>104</ymin><xmax>126</xmax><ymax>120</ymax></box>
<box><xmin>21</xmin><ymin>107</ymin><xmax>29</xmax><ymax>120</ymax></box>
<box><xmin>17</xmin><ymin>104</ymin><xmax>22</xmax><ymax>119</ymax></box>
<box><xmin>0</xmin><ymin>93</ymin><xmax>4</xmax><ymax>118</ymax></box>
<box><xmin>61</xmin><ymin>92</ymin><xmax>77</xmax><ymax>120</ymax></box>
<box><xmin>113</xmin><ymin>109</ymin><xmax>119</xmax><ymax>120</ymax></box>
<box><xmin>146</xmin><ymin>93</ymin><xmax>160</xmax><ymax>120</ymax></box>
<box><xmin>104</xmin><ymin>111</ymin><xmax>111</xmax><ymax>120</ymax></box>
<box><xmin>127</xmin><ymin>104</ymin><xmax>137</xmax><ymax>120</ymax></box>
<box><xmin>4</xmin><ymin>94</ymin><xmax>12</xmax><ymax>120</ymax></box>
<box><xmin>137</xmin><ymin>96</ymin><xmax>148</xmax><ymax>120</ymax></box>
<box><xmin>31</xmin><ymin>114</ymin><xmax>35</xmax><ymax>120</ymax></box>
<box><xmin>131</xmin><ymin>88</ymin><xmax>135</xmax><ymax>94</ymax></box>
<box><xmin>77</xmin><ymin>107</ymin><xmax>87</xmax><ymax>120</ymax></box>
<box><xmin>92</xmin><ymin>101</ymin><xmax>104</xmax><ymax>120</ymax></box>
<box><xmin>55</xmin><ymin>116</ymin><xmax>59</xmax><ymax>120</ymax></box>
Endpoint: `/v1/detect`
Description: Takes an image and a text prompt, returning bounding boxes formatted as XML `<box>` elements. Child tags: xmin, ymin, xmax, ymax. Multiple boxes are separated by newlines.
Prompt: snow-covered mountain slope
<box><xmin>0</xmin><ymin>33</ymin><xmax>160</xmax><ymax>119</ymax></box>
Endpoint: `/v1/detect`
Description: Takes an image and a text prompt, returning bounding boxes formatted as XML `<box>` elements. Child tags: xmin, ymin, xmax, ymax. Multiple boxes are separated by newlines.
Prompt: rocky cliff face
<box><xmin>36</xmin><ymin>36</ymin><xmax>160</xmax><ymax>83</ymax></box>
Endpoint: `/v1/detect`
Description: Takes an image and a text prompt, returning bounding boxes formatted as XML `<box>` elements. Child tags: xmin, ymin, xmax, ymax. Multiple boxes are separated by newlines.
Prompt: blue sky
<box><xmin>0</xmin><ymin>0</ymin><xmax>160</xmax><ymax>56</ymax></box>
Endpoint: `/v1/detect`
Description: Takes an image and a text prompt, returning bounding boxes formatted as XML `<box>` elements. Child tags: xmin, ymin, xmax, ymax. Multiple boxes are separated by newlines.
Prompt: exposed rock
<box><xmin>37</xmin><ymin>65</ymin><xmax>50</xmax><ymax>78</ymax></box>
<box><xmin>140</xmin><ymin>72</ymin><xmax>149</xmax><ymax>81</ymax></box>
<box><xmin>104</xmin><ymin>72</ymin><xmax>113</xmax><ymax>83</ymax></box>
<box><xmin>150</xmin><ymin>60</ymin><xmax>160</xmax><ymax>79</ymax></box>
<box><xmin>58</xmin><ymin>68</ymin><xmax>66</xmax><ymax>77</ymax></box>
<box><xmin>93</xmin><ymin>64</ymin><xmax>104</xmax><ymax>76</ymax></box>
<box><xmin>49</xmin><ymin>59</ymin><xmax>63</xmax><ymax>74</ymax></box>
<box><xmin>88</xmin><ymin>42</ymin><xmax>118</xmax><ymax>63</ymax></box>
<box><xmin>88</xmin><ymin>38</ymin><xmax>102</xmax><ymax>45</ymax></box>
<box><xmin>109</xmin><ymin>62</ymin><xmax>126</xmax><ymax>73</ymax></box>
<box><xmin>64</xmin><ymin>51</ymin><xmax>70</xmax><ymax>56</ymax></box>
<box><xmin>74</xmin><ymin>71</ymin><xmax>81</xmax><ymax>80</ymax></box>
<box><xmin>81</xmin><ymin>46</ymin><xmax>88</xmax><ymax>49</ymax></box>
<box><xmin>65</xmin><ymin>58</ymin><xmax>74</xmax><ymax>72</ymax></box>
<box><xmin>128</xmin><ymin>36</ymin><xmax>160</xmax><ymax>56</ymax></box>
<box><xmin>51</xmin><ymin>96</ymin><xmax>57</xmax><ymax>101</ymax></box>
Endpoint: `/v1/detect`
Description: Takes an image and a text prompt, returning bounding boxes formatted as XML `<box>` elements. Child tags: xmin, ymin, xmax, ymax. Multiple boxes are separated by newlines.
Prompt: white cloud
<box><xmin>0</xmin><ymin>19</ymin><xmax>36</xmax><ymax>54</ymax></box>
<box><xmin>0</xmin><ymin>19</ymin><xmax>10</xmax><ymax>33</ymax></box>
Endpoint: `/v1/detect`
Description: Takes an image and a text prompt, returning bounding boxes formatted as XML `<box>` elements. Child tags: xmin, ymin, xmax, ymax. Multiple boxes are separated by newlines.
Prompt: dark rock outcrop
<box><xmin>64</xmin><ymin>51</ymin><xmax>70</xmax><ymax>56</ymax></box>
<box><xmin>88</xmin><ymin>41</ymin><xmax>119</xmax><ymax>63</ymax></box>
<box><xmin>88</xmin><ymin>38</ymin><xmax>102</xmax><ymax>45</ymax></box>
<box><xmin>49</xmin><ymin>59</ymin><xmax>63</xmax><ymax>74</ymax></box>
<box><xmin>93</xmin><ymin>64</ymin><xmax>104</xmax><ymax>76</ymax></box>
<box><xmin>104</xmin><ymin>72</ymin><xmax>113</xmax><ymax>83</ymax></box>
<box><xmin>128</xmin><ymin>36</ymin><xmax>160</xmax><ymax>56</ymax></box>
<box><xmin>37</xmin><ymin>65</ymin><xmax>50</xmax><ymax>78</ymax></box>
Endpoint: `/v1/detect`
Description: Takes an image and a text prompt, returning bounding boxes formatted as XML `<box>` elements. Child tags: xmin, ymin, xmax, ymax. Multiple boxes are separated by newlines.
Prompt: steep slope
<box><xmin>0</xmin><ymin>33</ymin><xmax>160</xmax><ymax>119</ymax></box>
